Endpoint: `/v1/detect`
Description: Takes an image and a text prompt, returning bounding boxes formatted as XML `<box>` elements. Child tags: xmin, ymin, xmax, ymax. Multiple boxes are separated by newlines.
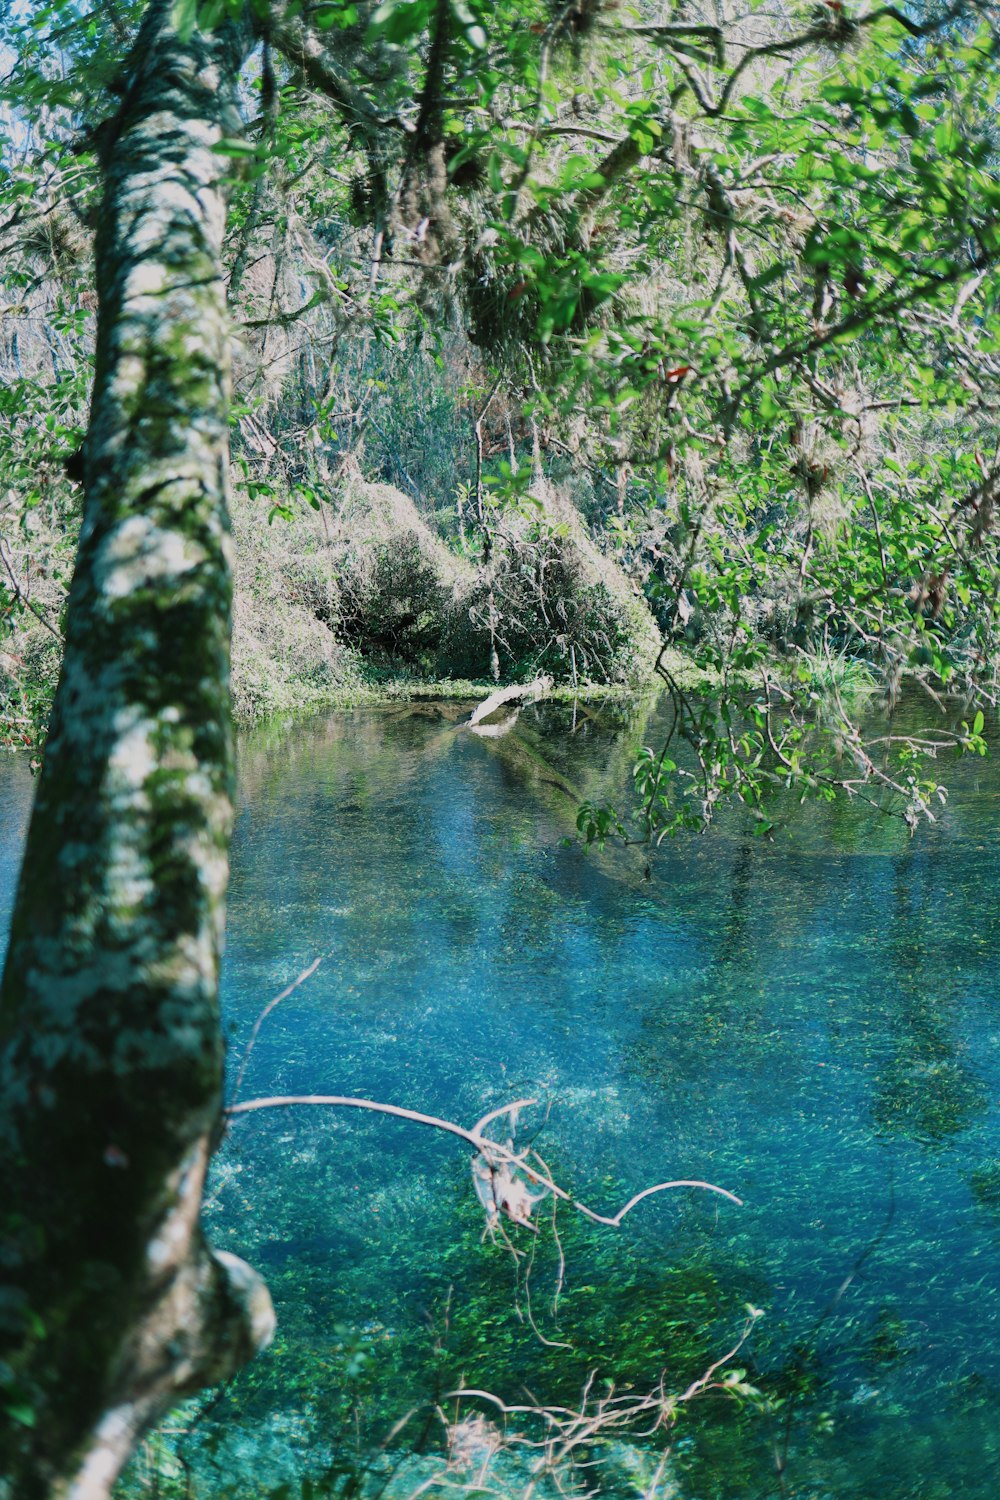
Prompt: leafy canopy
<box><xmin>3</xmin><ymin>0</ymin><xmax>1000</xmax><ymax>834</ymax></box>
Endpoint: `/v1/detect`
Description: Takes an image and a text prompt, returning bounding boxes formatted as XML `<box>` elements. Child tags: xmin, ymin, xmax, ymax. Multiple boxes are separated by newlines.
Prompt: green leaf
<box><xmin>487</xmin><ymin>151</ymin><xmax>506</xmax><ymax>194</ymax></box>
<box><xmin>171</xmin><ymin>0</ymin><xmax>199</xmax><ymax>41</ymax></box>
<box><xmin>369</xmin><ymin>0</ymin><xmax>430</xmax><ymax>44</ymax></box>
<box><xmin>212</xmin><ymin>138</ymin><xmax>257</xmax><ymax>157</ymax></box>
<box><xmin>451</xmin><ymin>0</ymin><xmax>486</xmax><ymax>48</ymax></box>
<box><xmin>196</xmin><ymin>0</ymin><xmax>227</xmax><ymax>30</ymax></box>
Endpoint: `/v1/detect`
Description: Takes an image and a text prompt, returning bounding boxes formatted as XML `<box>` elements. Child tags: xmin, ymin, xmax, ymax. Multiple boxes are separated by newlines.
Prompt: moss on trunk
<box><xmin>0</xmin><ymin>6</ymin><xmax>273</xmax><ymax>1496</ymax></box>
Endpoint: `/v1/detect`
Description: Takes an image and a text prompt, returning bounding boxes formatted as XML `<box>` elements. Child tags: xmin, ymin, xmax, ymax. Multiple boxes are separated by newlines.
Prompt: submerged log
<box><xmin>465</xmin><ymin>675</ymin><xmax>553</xmax><ymax>729</ymax></box>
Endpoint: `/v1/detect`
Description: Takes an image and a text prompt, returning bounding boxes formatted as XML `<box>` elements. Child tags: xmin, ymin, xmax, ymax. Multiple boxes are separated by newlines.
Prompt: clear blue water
<box><xmin>4</xmin><ymin>698</ymin><xmax>1000</xmax><ymax>1498</ymax></box>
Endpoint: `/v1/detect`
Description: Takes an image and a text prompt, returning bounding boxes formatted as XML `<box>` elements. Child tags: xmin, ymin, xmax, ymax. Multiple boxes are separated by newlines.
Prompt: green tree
<box><xmin>0</xmin><ymin>5</ymin><xmax>275</xmax><ymax>1495</ymax></box>
<box><xmin>3</xmin><ymin>1</ymin><xmax>1000</xmax><ymax>1494</ymax></box>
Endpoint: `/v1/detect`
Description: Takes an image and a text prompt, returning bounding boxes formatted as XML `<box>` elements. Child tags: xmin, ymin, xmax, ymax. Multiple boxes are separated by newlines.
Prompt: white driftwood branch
<box><xmin>465</xmin><ymin>675</ymin><xmax>554</xmax><ymax>728</ymax></box>
<box><xmin>224</xmin><ymin>1094</ymin><xmax>743</xmax><ymax>1223</ymax></box>
<box><xmin>229</xmin><ymin>957</ymin><xmax>323</xmax><ymax>1105</ymax></box>
<box><xmin>441</xmin><ymin>1308</ymin><xmax>763</xmax><ymax>1476</ymax></box>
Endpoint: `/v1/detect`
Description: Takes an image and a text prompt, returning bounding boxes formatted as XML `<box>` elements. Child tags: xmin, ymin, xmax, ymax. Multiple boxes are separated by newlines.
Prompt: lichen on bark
<box><xmin>0</xmin><ymin>5</ymin><xmax>273</xmax><ymax>1496</ymax></box>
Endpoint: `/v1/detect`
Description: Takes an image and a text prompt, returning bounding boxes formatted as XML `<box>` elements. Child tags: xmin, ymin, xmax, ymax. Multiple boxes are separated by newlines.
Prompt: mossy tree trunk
<box><xmin>0</xmin><ymin>4</ymin><xmax>274</xmax><ymax>1496</ymax></box>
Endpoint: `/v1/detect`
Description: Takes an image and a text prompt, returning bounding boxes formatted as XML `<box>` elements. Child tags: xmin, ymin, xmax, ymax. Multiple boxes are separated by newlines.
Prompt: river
<box><xmin>3</xmin><ymin>696</ymin><xmax>1000</xmax><ymax>1498</ymax></box>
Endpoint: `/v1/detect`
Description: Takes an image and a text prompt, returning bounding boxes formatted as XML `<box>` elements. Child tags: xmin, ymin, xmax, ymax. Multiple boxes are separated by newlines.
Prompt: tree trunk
<box><xmin>0</xmin><ymin>5</ymin><xmax>273</xmax><ymax>1496</ymax></box>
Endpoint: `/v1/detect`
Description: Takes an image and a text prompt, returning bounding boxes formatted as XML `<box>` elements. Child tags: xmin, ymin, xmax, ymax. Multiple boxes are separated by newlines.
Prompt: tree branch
<box><xmin>224</xmin><ymin>1094</ymin><xmax>744</xmax><ymax>1226</ymax></box>
<box><xmin>269</xmin><ymin>12</ymin><xmax>408</xmax><ymax>145</ymax></box>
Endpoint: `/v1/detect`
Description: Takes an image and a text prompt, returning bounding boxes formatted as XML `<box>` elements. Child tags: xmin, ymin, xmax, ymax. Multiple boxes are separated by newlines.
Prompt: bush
<box><xmin>230</xmin><ymin>487</ymin><xmax>362</xmax><ymax>721</ymax></box>
<box><xmin>326</xmin><ymin>482</ymin><xmax>469</xmax><ymax>670</ymax></box>
<box><xmin>440</xmin><ymin>531</ymin><xmax>656</xmax><ymax>686</ymax></box>
<box><xmin>337</xmin><ymin>530</ymin><xmax>448</xmax><ymax>664</ymax></box>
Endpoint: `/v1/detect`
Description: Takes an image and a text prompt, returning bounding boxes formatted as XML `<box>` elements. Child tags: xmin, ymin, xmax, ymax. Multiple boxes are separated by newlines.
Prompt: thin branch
<box><xmin>228</xmin><ymin>957</ymin><xmax>323</xmax><ymax>1106</ymax></box>
<box><xmin>269</xmin><ymin>15</ymin><xmax>408</xmax><ymax>144</ymax></box>
<box><xmin>0</xmin><ymin>539</ymin><xmax>63</xmax><ymax>643</ymax></box>
<box><xmin>225</xmin><ymin>1094</ymin><xmax>743</xmax><ymax>1221</ymax></box>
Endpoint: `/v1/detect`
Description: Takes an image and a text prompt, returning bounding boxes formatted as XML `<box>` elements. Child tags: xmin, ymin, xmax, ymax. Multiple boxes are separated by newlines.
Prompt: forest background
<box><xmin>5</xmin><ymin>0</ymin><xmax>1000</xmax><ymax>831</ymax></box>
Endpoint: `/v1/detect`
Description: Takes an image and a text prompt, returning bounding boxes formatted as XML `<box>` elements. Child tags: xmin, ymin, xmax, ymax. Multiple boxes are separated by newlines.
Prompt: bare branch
<box><xmin>228</xmin><ymin>957</ymin><xmax>323</xmax><ymax>1106</ymax></box>
<box><xmin>225</xmin><ymin>1094</ymin><xmax>744</xmax><ymax>1225</ymax></box>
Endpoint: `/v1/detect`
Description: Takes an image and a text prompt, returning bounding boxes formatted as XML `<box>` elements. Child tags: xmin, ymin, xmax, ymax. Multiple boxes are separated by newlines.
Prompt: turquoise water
<box><xmin>3</xmin><ymin>699</ymin><xmax>1000</xmax><ymax>1497</ymax></box>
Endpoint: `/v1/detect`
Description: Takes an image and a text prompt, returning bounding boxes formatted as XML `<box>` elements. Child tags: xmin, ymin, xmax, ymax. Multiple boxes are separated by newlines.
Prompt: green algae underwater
<box><xmin>3</xmin><ymin>696</ymin><xmax>1000</xmax><ymax>1499</ymax></box>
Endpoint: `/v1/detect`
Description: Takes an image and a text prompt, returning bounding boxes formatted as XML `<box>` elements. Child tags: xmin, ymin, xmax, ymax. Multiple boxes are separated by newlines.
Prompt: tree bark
<box><xmin>0</xmin><ymin>5</ymin><xmax>273</xmax><ymax>1496</ymax></box>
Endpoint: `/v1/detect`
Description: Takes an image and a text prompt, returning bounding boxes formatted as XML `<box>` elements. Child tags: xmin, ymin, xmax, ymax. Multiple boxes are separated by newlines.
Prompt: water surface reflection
<box><xmin>2</xmin><ymin>699</ymin><xmax>999</xmax><ymax>1498</ymax></box>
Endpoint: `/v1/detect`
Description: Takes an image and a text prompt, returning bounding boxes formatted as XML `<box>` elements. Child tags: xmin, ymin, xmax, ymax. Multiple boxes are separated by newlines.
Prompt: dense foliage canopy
<box><xmin>4</xmin><ymin>1</ymin><xmax>1000</xmax><ymax>1490</ymax></box>
<box><xmin>5</xmin><ymin>0</ymin><xmax>1000</xmax><ymax>835</ymax></box>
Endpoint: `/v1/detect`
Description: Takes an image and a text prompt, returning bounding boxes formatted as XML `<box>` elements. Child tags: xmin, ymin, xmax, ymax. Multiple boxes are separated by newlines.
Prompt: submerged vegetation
<box><xmin>4</xmin><ymin>0</ymin><xmax>1000</xmax><ymax>1496</ymax></box>
<box><xmin>100</xmin><ymin>699</ymin><xmax>1000</xmax><ymax>1498</ymax></box>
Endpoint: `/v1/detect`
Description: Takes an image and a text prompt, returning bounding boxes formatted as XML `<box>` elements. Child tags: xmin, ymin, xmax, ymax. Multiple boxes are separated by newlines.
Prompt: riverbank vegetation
<box><xmin>4</xmin><ymin>0</ymin><xmax>1000</xmax><ymax>794</ymax></box>
<box><xmin>4</xmin><ymin>1</ymin><xmax>1000</xmax><ymax>1496</ymax></box>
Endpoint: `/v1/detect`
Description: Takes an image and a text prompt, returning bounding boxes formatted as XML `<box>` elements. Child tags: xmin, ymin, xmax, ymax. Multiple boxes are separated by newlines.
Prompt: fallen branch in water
<box><xmin>316</xmin><ymin>1312</ymin><xmax>765</xmax><ymax>1498</ymax></box>
<box><xmin>228</xmin><ymin>956</ymin><xmax>324</xmax><ymax>1106</ymax></box>
<box><xmin>439</xmin><ymin>1308</ymin><xmax>764</xmax><ymax>1496</ymax></box>
<box><xmin>463</xmin><ymin>674</ymin><xmax>553</xmax><ymax>730</ymax></box>
<box><xmin>224</xmin><ymin>1093</ymin><xmax>742</xmax><ymax>1229</ymax></box>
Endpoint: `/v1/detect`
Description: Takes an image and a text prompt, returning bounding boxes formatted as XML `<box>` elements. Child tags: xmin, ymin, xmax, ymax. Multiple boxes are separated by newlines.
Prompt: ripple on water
<box><xmin>4</xmin><ymin>698</ymin><xmax>1000</xmax><ymax>1499</ymax></box>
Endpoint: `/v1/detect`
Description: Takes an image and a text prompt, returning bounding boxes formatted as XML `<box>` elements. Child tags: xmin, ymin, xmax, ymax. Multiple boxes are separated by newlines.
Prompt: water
<box><xmin>3</xmin><ymin>698</ymin><xmax>1000</xmax><ymax>1498</ymax></box>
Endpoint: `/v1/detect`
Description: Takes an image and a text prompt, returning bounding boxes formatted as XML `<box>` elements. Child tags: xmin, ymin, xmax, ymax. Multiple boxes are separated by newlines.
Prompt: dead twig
<box><xmin>225</xmin><ymin>1093</ymin><xmax>742</xmax><ymax>1228</ymax></box>
<box><xmin>228</xmin><ymin>957</ymin><xmax>324</xmax><ymax>1106</ymax></box>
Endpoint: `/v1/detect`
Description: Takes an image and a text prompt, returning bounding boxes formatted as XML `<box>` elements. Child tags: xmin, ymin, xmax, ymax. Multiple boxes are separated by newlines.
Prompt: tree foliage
<box><xmin>4</xmin><ymin>2</ymin><xmax>1000</xmax><ymax>818</ymax></box>
<box><xmin>4</xmin><ymin>0</ymin><xmax>1000</xmax><ymax>1491</ymax></box>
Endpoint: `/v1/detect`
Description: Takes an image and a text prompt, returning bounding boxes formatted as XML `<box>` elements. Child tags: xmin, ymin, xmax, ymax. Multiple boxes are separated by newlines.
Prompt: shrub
<box><xmin>440</xmin><ymin>532</ymin><xmax>656</xmax><ymax>686</ymax></box>
<box><xmin>337</xmin><ymin>529</ymin><xmax>449</xmax><ymax>664</ymax></box>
